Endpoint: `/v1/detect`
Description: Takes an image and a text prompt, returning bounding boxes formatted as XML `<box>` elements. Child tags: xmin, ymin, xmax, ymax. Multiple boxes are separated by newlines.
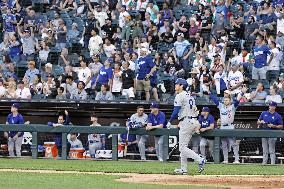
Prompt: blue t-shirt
<box><xmin>148</xmin><ymin>111</ymin><xmax>167</xmax><ymax>128</ymax></box>
<box><xmin>198</xmin><ymin>114</ymin><xmax>215</xmax><ymax>129</ymax></box>
<box><xmin>121</xmin><ymin>134</ymin><xmax>136</xmax><ymax>143</ymax></box>
<box><xmin>137</xmin><ymin>56</ymin><xmax>155</xmax><ymax>80</ymax></box>
<box><xmin>253</xmin><ymin>45</ymin><xmax>270</xmax><ymax>68</ymax></box>
<box><xmin>150</xmin><ymin>71</ymin><xmax>158</xmax><ymax>85</ymax></box>
<box><xmin>4</xmin><ymin>14</ymin><xmax>16</xmax><ymax>32</ymax></box>
<box><xmin>6</xmin><ymin>113</ymin><xmax>24</xmax><ymax>137</ymax></box>
<box><xmin>97</xmin><ymin>66</ymin><xmax>113</xmax><ymax>85</ymax></box>
<box><xmin>259</xmin><ymin>111</ymin><xmax>283</xmax><ymax>130</ymax></box>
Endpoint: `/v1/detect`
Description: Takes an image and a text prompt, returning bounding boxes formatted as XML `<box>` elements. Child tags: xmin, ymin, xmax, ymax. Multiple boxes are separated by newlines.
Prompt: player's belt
<box><xmin>178</xmin><ymin>116</ymin><xmax>198</xmax><ymax>122</ymax></box>
<box><xmin>89</xmin><ymin>140</ymin><xmax>100</xmax><ymax>144</ymax></box>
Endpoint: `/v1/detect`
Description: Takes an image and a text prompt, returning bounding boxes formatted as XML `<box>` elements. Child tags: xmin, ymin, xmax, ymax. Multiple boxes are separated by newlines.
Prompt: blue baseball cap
<box><xmin>150</xmin><ymin>102</ymin><xmax>159</xmax><ymax>109</ymax></box>
<box><xmin>202</xmin><ymin>107</ymin><xmax>210</xmax><ymax>112</ymax></box>
<box><xmin>106</xmin><ymin>58</ymin><xmax>114</xmax><ymax>64</ymax></box>
<box><xmin>217</xmin><ymin>45</ymin><xmax>223</xmax><ymax>50</ymax></box>
<box><xmin>269</xmin><ymin>101</ymin><xmax>277</xmax><ymax>107</ymax></box>
<box><xmin>175</xmin><ymin>78</ymin><xmax>188</xmax><ymax>87</ymax></box>
<box><xmin>0</xmin><ymin>79</ymin><xmax>3</xmax><ymax>84</ymax></box>
<box><xmin>12</xmin><ymin>103</ymin><xmax>20</xmax><ymax>109</ymax></box>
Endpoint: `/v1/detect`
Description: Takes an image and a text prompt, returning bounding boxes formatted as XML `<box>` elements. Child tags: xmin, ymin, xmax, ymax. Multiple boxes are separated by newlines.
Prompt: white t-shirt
<box><xmin>265</xmin><ymin>95</ymin><xmax>283</xmax><ymax>103</ymax></box>
<box><xmin>78</xmin><ymin>67</ymin><xmax>92</xmax><ymax>89</ymax></box>
<box><xmin>15</xmin><ymin>88</ymin><xmax>31</xmax><ymax>99</ymax></box>
<box><xmin>0</xmin><ymin>86</ymin><xmax>6</xmax><ymax>97</ymax></box>
<box><xmin>119</xmin><ymin>11</ymin><xmax>130</xmax><ymax>28</ymax></box>
<box><xmin>267</xmin><ymin>48</ymin><xmax>280</xmax><ymax>71</ymax></box>
<box><xmin>103</xmin><ymin>44</ymin><xmax>116</xmax><ymax>58</ymax></box>
<box><xmin>93</xmin><ymin>11</ymin><xmax>108</xmax><ymax>27</ymax></box>
<box><xmin>277</xmin><ymin>18</ymin><xmax>284</xmax><ymax>34</ymax></box>
<box><xmin>112</xmin><ymin>70</ymin><xmax>122</xmax><ymax>92</ymax></box>
<box><xmin>88</xmin><ymin>36</ymin><xmax>103</xmax><ymax>56</ymax></box>
<box><xmin>227</xmin><ymin>70</ymin><xmax>244</xmax><ymax>94</ymax></box>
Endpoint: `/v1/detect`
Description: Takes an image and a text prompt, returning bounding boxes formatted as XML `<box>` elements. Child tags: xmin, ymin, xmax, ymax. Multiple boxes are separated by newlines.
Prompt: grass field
<box><xmin>0</xmin><ymin>158</ymin><xmax>284</xmax><ymax>189</ymax></box>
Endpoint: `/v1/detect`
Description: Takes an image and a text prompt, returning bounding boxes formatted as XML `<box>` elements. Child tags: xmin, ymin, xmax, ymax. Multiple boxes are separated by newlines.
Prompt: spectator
<box><xmin>250</xmin><ymin>82</ymin><xmax>267</xmax><ymax>103</ymax></box>
<box><xmin>123</xmin><ymin>52</ymin><xmax>135</xmax><ymax>71</ymax></box>
<box><xmin>103</xmin><ymin>38</ymin><xmax>116</xmax><ymax>58</ymax></box>
<box><xmin>252</xmin><ymin>35</ymin><xmax>270</xmax><ymax>82</ymax></box>
<box><xmin>213</xmin><ymin>64</ymin><xmax>228</xmax><ymax>96</ymax></box>
<box><xmin>60</xmin><ymin>0</ymin><xmax>78</xmax><ymax>12</ymax></box>
<box><xmin>0</xmin><ymin>79</ymin><xmax>6</xmax><ymax>98</ymax></box>
<box><xmin>89</xmin><ymin>54</ymin><xmax>103</xmax><ymax>77</ymax></box>
<box><xmin>30</xmin><ymin>74</ymin><xmax>43</xmax><ymax>95</ymax></box>
<box><xmin>43</xmin><ymin>74</ymin><xmax>56</xmax><ymax>98</ymax></box>
<box><xmin>56</xmin><ymin>19</ymin><xmax>67</xmax><ymax>51</ymax></box>
<box><xmin>38</xmin><ymin>40</ymin><xmax>50</xmax><ymax>66</ymax></box>
<box><xmin>257</xmin><ymin>101</ymin><xmax>283</xmax><ymax>165</ymax></box>
<box><xmin>6</xmin><ymin>81</ymin><xmax>16</xmax><ymax>99</ymax></box>
<box><xmin>173</xmin><ymin>15</ymin><xmax>189</xmax><ymax>38</ymax></box>
<box><xmin>78</xmin><ymin>57</ymin><xmax>92</xmax><ymax>89</ymax></box>
<box><xmin>121</xmin><ymin>62</ymin><xmax>136</xmax><ymax>99</ymax></box>
<box><xmin>136</xmin><ymin>48</ymin><xmax>156</xmax><ymax>101</ymax></box>
<box><xmin>245</xmin><ymin>15</ymin><xmax>259</xmax><ymax>46</ymax></box>
<box><xmin>199</xmin><ymin>64</ymin><xmax>212</xmax><ymax>95</ymax></box>
<box><xmin>88</xmin><ymin>28</ymin><xmax>103</xmax><ymax>56</ymax></box>
<box><xmin>15</xmin><ymin>80</ymin><xmax>31</xmax><ymax>99</ymax></box>
<box><xmin>61</xmin><ymin>65</ymin><xmax>78</xmax><ymax>82</ymax></box>
<box><xmin>63</xmin><ymin>75</ymin><xmax>77</xmax><ymax>98</ymax></box>
<box><xmin>267</xmin><ymin>41</ymin><xmax>281</xmax><ymax>84</ymax></box>
<box><xmin>146</xmin><ymin>0</ymin><xmax>159</xmax><ymax>23</ymax></box>
<box><xmin>274</xmin><ymin>73</ymin><xmax>284</xmax><ymax>91</ymax></box>
<box><xmin>188</xmin><ymin>18</ymin><xmax>198</xmax><ymax>43</ymax></box>
<box><xmin>41</xmin><ymin>63</ymin><xmax>53</xmax><ymax>82</ymax></box>
<box><xmin>196</xmin><ymin>107</ymin><xmax>215</xmax><ymax>161</ymax></box>
<box><xmin>227</xmin><ymin>63</ymin><xmax>244</xmax><ymax>95</ymax></box>
<box><xmin>9</xmin><ymin>34</ymin><xmax>21</xmax><ymax>63</ymax></box>
<box><xmin>67</xmin><ymin>23</ymin><xmax>80</xmax><ymax>43</ymax></box>
<box><xmin>119</xmin><ymin>5</ymin><xmax>130</xmax><ymax>28</ymax></box>
<box><xmin>94</xmin><ymin>58</ymin><xmax>113</xmax><ymax>92</ymax></box>
<box><xmin>237</xmin><ymin>84</ymin><xmax>251</xmax><ymax>103</ymax></box>
<box><xmin>24</xmin><ymin>60</ymin><xmax>39</xmax><ymax>84</ymax></box>
<box><xmin>88</xmin><ymin>114</ymin><xmax>105</xmax><ymax>157</ymax></box>
<box><xmin>112</xmin><ymin>62</ymin><xmax>122</xmax><ymax>97</ymax></box>
<box><xmin>17</xmin><ymin>26</ymin><xmax>35</xmax><ymax>60</ymax></box>
<box><xmin>265</xmin><ymin>85</ymin><xmax>282</xmax><ymax>103</ymax></box>
<box><xmin>70</xmin><ymin>81</ymin><xmax>88</xmax><ymax>100</ymax></box>
<box><xmin>95</xmin><ymin>84</ymin><xmax>114</xmax><ymax>100</ymax></box>
<box><xmin>56</xmin><ymin>86</ymin><xmax>67</xmax><ymax>100</ymax></box>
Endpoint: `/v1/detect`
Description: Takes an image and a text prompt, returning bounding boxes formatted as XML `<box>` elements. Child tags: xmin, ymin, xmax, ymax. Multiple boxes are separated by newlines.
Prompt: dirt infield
<box><xmin>1</xmin><ymin>169</ymin><xmax>284</xmax><ymax>189</ymax></box>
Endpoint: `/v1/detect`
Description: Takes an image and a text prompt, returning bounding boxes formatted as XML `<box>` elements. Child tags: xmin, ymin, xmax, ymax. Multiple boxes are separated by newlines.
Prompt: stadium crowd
<box><xmin>0</xmin><ymin>0</ymin><xmax>283</xmax><ymax>102</ymax></box>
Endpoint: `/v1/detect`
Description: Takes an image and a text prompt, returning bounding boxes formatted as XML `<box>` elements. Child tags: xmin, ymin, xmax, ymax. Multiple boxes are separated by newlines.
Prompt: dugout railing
<box><xmin>1</xmin><ymin>124</ymin><xmax>284</xmax><ymax>163</ymax></box>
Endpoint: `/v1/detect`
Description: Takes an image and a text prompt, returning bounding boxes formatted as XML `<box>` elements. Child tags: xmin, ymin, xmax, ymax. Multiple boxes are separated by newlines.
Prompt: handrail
<box><xmin>2</xmin><ymin>124</ymin><xmax>284</xmax><ymax>163</ymax></box>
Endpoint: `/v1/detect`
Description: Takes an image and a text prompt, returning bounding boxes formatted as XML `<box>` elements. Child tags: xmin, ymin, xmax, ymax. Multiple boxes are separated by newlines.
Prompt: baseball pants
<box><xmin>262</xmin><ymin>138</ymin><xmax>277</xmax><ymax>164</ymax></box>
<box><xmin>221</xmin><ymin>137</ymin><xmax>239</xmax><ymax>162</ymax></box>
<box><xmin>200</xmin><ymin>137</ymin><xmax>214</xmax><ymax>160</ymax></box>
<box><xmin>190</xmin><ymin>136</ymin><xmax>200</xmax><ymax>154</ymax></box>
<box><xmin>8</xmin><ymin>137</ymin><xmax>23</xmax><ymax>157</ymax></box>
<box><xmin>179</xmin><ymin>118</ymin><xmax>203</xmax><ymax>170</ymax></box>
<box><xmin>154</xmin><ymin>136</ymin><xmax>163</xmax><ymax>160</ymax></box>
<box><xmin>137</xmin><ymin>135</ymin><xmax>149</xmax><ymax>160</ymax></box>
<box><xmin>89</xmin><ymin>142</ymin><xmax>102</xmax><ymax>156</ymax></box>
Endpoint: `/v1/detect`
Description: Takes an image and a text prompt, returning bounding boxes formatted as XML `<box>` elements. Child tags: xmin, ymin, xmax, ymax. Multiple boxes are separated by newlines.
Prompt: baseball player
<box><xmin>48</xmin><ymin>110</ymin><xmax>71</xmax><ymax>156</ymax></box>
<box><xmin>196</xmin><ymin>107</ymin><xmax>215</xmax><ymax>161</ymax></box>
<box><xmin>146</xmin><ymin>102</ymin><xmax>167</xmax><ymax>162</ymax></box>
<box><xmin>68</xmin><ymin>133</ymin><xmax>83</xmax><ymax>149</ymax></box>
<box><xmin>128</xmin><ymin>106</ymin><xmax>148</xmax><ymax>160</ymax></box>
<box><xmin>4</xmin><ymin>103</ymin><xmax>24</xmax><ymax>157</ymax></box>
<box><xmin>210</xmin><ymin>93</ymin><xmax>240</xmax><ymax>164</ymax></box>
<box><xmin>167</xmin><ymin>78</ymin><xmax>206</xmax><ymax>174</ymax></box>
<box><xmin>257</xmin><ymin>101</ymin><xmax>283</xmax><ymax>164</ymax></box>
<box><xmin>88</xmin><ymin>114</ymin><xmax>105</xmax><ymax>157</ymax></box>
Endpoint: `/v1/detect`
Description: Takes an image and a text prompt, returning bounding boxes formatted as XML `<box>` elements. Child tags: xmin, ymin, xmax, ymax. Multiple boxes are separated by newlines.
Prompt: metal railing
<box><xmin>1</xmin><ymin>124</ymin><xmax>284</xmax><ymax>163</ymax></box>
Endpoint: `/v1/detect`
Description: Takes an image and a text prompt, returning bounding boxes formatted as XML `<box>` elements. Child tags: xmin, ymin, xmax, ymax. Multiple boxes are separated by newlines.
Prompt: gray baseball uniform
<box><xmin>175</xmin><ymin>91</ymin><xmax>203</xmax><ymax>170</ymax></box>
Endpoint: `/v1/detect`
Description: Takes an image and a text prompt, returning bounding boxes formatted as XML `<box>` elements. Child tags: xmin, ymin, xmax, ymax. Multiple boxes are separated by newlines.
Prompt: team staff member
<box><xmin>48</xmin><ymin>110</ymin><xmax>71</xmax><ymax>156</ymax></box>
<box><xmin>167</xmin><ymin>79</ymin><xmax>205</xmax><ymax>175</ymax></box>
<box><xmin>196</xmin><ymin>107</ymin><xmax>215</xmax><ymax>161</ymax></box>
<box><xmin>257</xmin><ymin>101</ymin><xmax>283</xmax><ymax>165</ymax></box>
<box><xmin>136</xmin><ymin>48</ymin><xmax>157</xmax><ymax>101</ymax></box>
<box><xmin>128</xmin><ymin>106</ymin><xmax>148</xmax><ymax>160</ymax></box>
<box><xmin>146</xmin><ymin>102</ymin><xmax>167</xmax><ymax>162</ymax></box>
<box><xmin>210</xmin><ymin>92</ymin><xmax>240</xmax><ymax>164</ymax></box>
<box><xmin>4</xmin><ymin>103</ymin><xmax>24</xmax><ymax>157</ymax></box>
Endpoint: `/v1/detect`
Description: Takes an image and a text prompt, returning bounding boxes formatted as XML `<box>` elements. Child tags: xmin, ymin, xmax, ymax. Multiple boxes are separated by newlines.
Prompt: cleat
<box><xmin>198</xmin><ymin>158</ymin><xmax>206</xmax><ymax>173</ymax></box>
<box><xmin>222</xmin><ymin>161</ymin><xmax>229</xmax><ymax>164</ymax></box>
<box><xmin>233</xmin><ymin>161</ymin><xmax>240</xmax><ymax>164</ymax></box>
<box><xmin>173</xmin><ymin>168</ymin><xmax>187</xmax><ymax>175</ymax></box>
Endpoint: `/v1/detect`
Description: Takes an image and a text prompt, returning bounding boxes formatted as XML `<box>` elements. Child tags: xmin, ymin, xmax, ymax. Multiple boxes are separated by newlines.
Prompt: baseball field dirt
<box><xmin>1</xmin><ymin>169</ymin><xmax>284</xmax><ymax>189</ymax></box>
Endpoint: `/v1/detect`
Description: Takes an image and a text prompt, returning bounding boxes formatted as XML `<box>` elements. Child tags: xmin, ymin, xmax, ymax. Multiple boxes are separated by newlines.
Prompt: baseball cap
<box><xmin>12</xmin><ymin>103</ymin><xmax>20</xmax><ymax>109</ymax></box>
<box><xmin>202</xmin><ymin>107</ymin><xmax>210</xmax><ymax>112</ymax></box>
<box><xmin>150</xmin><ymin>102</ymin><xmax>159</xmax><ymax>109</ymax></box>
<box><xmin>17</xmin><ymin>80</ymin><xmax>24</xmax><ymax>85</ymax></box>
<box><xmin>24</xmin><ymin>29</ymin><xmax>31</xmax><ymax>33</ymax></box>
<box><xmin>224</xmin><ymin>90</ymin><xmax>231</xmax><ymax>95</ymax></box>
<box><xmin>177</xmin><ymin>33</ymin><xmax>184</xmax><ymax>37</ymax></box>
<box><xmin>175</xmin><ymin>78</ymin><xmax>188</xmax><ymax>86</ymax></box>
<box><xmin>269</xmin><ymin>101</ymin><xmax>277</xmax><ymax>107</ymax></box>
<box><xmin>47</xmin><ymin>74</ymin><xmax>54</xmax><ymax>78</ymax></box>
<box><xmin>45</xmin><ymin>63</ymin><xmax>53</xmax><ymax>68</ymax></box>
<box><xmin>217</xmin><ymin>45</ymin><xmax>223</xmax><ymax>50</ymax></box>
<box><xmin>141</xmin><ymin>48</ymin><xmax>148</xmax><ymax>52</ymax></box>
<box><xmin>121</xmin><ymin>5</ymin><xmax>126</xmax><ymax>9</ymax></box>
<box><xmin>106</xmin><ymin>58</ymin><xmax>114</xmax><ymax>64</ymax></box>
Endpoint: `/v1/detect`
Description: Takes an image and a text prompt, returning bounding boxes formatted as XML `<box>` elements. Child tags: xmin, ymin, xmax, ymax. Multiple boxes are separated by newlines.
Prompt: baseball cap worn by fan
<box><xmin>150</xmin><ymin>102</ymin><xmax>159</xmax><ymax>109</ymax></box>
<box><xmin>45</xmin><ymin>63</ymin><xmax>53</xmax><ymax>68</ymax></box>
<box><xmin>177</xmin><ymin>33</ymin><xmax>184</xmax><ymax>38</ymax></box>
<box><xmin>202</xmin><ymin>107</ymin><xmax>210</xmax><ymax>112</ymax></box>
<box><xmin>269</xmin><ymin>101</ymin><xmax>277</xmax><ymax>107</ymax></box>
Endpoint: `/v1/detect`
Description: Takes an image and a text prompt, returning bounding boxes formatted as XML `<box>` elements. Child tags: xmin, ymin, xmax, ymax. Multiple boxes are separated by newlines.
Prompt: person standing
<box><xmin>167</xmin><ymin>78</ymin><xmax>205</xmax><ymax>174</ymax></box>
<box><xmin>196</xmin><ymin>107</ymin><xmax>215</xmax><ymax>161</ymax></box>
<box><xmin>257</xmin><ymin>101</ymin><xmax>283</xmax><ymax>164</ymax></box>
<box><xmin>4</xmin><ymin>103</ymin><xmax>24</xmax><ymax>157</ymax></box>
<box><xmin>146</xmin><ymin>102</ymin><xmax>167</xmax><ymax>162</ymax></box>
<box><xmin>128</xmin><ymin>106</ymin><xmax>148</xmax><ymax>160</ymax></box>
<box><xmin>210</xmin><ymin>92</ymin><xmax>240</xmax><ymax>164</ymax></box>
